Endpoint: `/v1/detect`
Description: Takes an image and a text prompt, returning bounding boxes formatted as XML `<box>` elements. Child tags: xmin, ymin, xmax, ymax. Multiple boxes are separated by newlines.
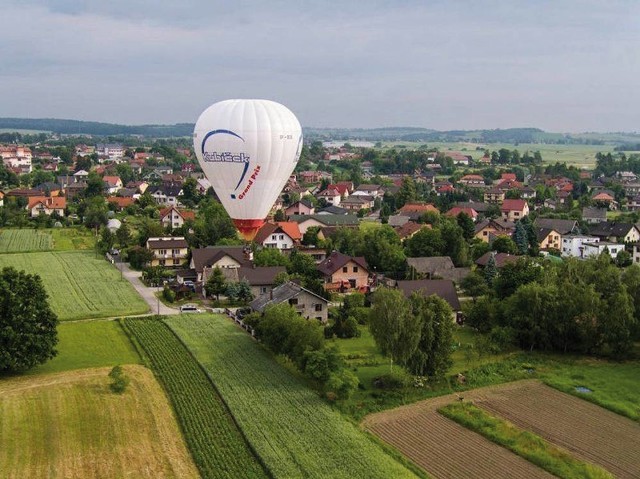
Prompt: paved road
<box><xmin>114</xmin><ymin>259</ymin><xmax>178</xmax><ymax>316</ymax></box>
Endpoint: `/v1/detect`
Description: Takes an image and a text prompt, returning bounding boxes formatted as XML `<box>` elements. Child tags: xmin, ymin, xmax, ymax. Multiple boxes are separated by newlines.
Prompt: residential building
<box><xmin>147</xmin><ymin>185</ymin><xmax>183</xmax><ymax>206</ymax></box>
<box><xmin>395</xmin><ymin>279</ymin><xmax>461</xmax><ymax>315</ymax></box>
<box><xmin>285</xmin><ymin>199</ymin><xmax>315</xmax><ymax>216</ymax></box>
<box><xmin>406</xmin><ymin>257</ymin><xmax>471</xmax><ymax>283</ymax></box>
<box><xmin>317</xmin><ymin>188</ymin><xmax>341</xmax><ymax>206</ymax></box>
<box><xmin>289</xmin><ymin>214</ymin><xmax>359</xmax><ymax>234</ymax></box>
<box><xmin>146</xmin><ymin>237</ymin><xmax>189</xmax><ymax>267</ymax></box>
<box><xmin>340</xmin><ymin>195</ymin><xmax>374</xmax><ymax>211</ymax></box>
<box><xmin>250</xmin><ymin>281</ymin><xmax>329</xmax><ymax>323</ymax></box>
<box><xmin>103</xmin><ymin>176</ymin><xmax>123</xmax><ymax>194</ymax></box>
<box><xmin>27</xmin><ymin>196</ymin><xmax>66</xmax><ymax>217</ymax></box>
<box><xmin>160</xmin><ymin>206</ymin><xmax>195</xmax><ymax>230</ymax></box>
<box><xmin>445</xmin><ymin>206</ymin><xmax>478</xmax><ymax>222</ymax></box>
<box><xmin>395</xmin><ymin>221</ymin><xmax>427</xmax><ymax>241</ymax></box>
<box><xmin>582</xmin><ymin>207</ymin><xmax>607</xmax><ymax>224</ymax></box>
<box><xmin>458</xmin><ymin>174</ymin><xmax>486</xmax><ymax>188</ymax></box>
<box><xmin>474</xmin><ymin>218</ymin><xmax>515</xmax><ymax>243</ymax></box>
<box><xmin>534</xmin><ymin>218</ymin><xmax>578</xmax><ymax>236</ymax></box>
<box><xmin>475</xmin><ymin>252</ymin><xmax>520</xmax><ymax>269</ymax></box>
<box><xmin>317</xmin><ymin>251</ymin><xmax>369</xmax><ymax>291</ymax></box>
<box><xmin>215</xmin><ymin>266</ymin><xmax>286</xmax><ymax>298</ymax></box>
<box><xmin>583</xmin><ymin>242</ymin><xmax>625</xmax><ymax>259</ymax></box>
<box><xmin>484</xmin><ymin>188</ymin><xmax>505</xmax><ymax>204</ymax></box>
<box><xmin>535</xmin><ymin>227</ymin><xmax>561</xmax><ymax>250</ymax></box>
<box><xmin>190</xmin><ymin>246</ymin><xmax>252</xmax><ymax>282</ymax></box>
<box><xmin>500</xmin><ymin>199</ymin><xmax>529</xmax><ymax>221</ymax></box>
<box><xmin>589</xmin><ymin>222</ymin><xmax>640</xmax><ymax>243</ymax></box>
<box><xmin>107</xmin><ymin>196</ymin><xmax>135</xmax><ymax>210</ymax></box>
<box><xmin>562</xmin><ymin>235</ymin><xmax>600</xmax><ymax>259</ymax></box>
<box><xmin>254</xmin><ymin>222</ymin><xmax>301</xmax><ymax>250</ymax></box>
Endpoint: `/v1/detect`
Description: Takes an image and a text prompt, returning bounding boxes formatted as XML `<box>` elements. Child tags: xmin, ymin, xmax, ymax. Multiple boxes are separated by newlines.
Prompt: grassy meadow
<box><xmin>0</xmin><ymin>251</ymin><xmax>148</xmax><ymax>320</ymax></box>
<box><xmin>0</xmin><ymin>228</ymin><xmax>95</xmax><ymax>254</ymax></box>
<box><xmin>28</xmin><ymin>320</ymin><xmax>141</xmax><ymax>376</ymax></box>
<box><xmin>166</xmin><ymin>314</ymin><xmax>419</xmax><ymax>479</ymax></box>
<box><xmin>0</xmin><ymin>365</ymin><xmax>199</xmax><ymax>479</ymax></box>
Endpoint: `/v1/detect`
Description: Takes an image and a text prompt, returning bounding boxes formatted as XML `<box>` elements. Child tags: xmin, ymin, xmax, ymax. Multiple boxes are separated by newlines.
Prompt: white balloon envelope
<box><xmin>193</xmin><ymin>99</ymin><xmax>302</xmax><ymax>240</ymax></box>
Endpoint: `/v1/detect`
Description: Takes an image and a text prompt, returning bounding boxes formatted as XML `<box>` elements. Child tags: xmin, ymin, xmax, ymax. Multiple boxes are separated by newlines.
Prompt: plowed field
<box><xmin>363</xmin><ymin>382</ymin><xmax>555</xmax><ymax>479</ymax></box>
<box><xmin>474</xmin><ymin>381</ymin><xmax>640</xmax><ymax>479</ymax></box>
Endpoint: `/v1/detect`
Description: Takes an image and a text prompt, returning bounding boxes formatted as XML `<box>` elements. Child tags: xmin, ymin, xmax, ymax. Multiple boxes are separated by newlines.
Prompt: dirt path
<box><xmin>363</xmin><ymin>381</ymin><xmax>555</xmax><ymax>479</ymax></box>
<box><xmin>474</xmin><ymin>381</ymin><xmax>640</xmax><ymax>479</ymax></box>
<box><xmin>115</xmin><ymin>259</ymin><xmax>178</xmax><ymax>315</ymax></box>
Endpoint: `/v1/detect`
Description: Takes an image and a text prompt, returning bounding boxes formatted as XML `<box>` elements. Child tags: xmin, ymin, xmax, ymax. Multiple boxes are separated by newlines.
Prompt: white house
<box><xmin>561</xmin><ymin>235</ymin><xmax>600</xmax><ymax>259</ymax></box>
<box><xmin>583</xmin><ymin>242</ymin><xmax>625</xmax><ymax>259</ymax></box>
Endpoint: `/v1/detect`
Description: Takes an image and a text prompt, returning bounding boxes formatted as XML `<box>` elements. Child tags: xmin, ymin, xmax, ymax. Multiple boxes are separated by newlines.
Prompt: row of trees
<box><xmin>463</xmin><ymin>256</ymin><xmax>640</xmax><ymax>358</ymax></box>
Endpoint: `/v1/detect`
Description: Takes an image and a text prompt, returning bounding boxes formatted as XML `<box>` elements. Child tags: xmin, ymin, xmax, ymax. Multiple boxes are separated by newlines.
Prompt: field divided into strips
<box><xmin>124</xmin><ymin>318</ymin><xmax>268</xmax><ymax>479</ymax></box>
<box><xmin>363</xmin><ymin>386</ymin><xmax>555</xmax><ymax>479</ymax></box>
<box><xmin>165</xmin><ymin>314</ymin><xmax>418</xmax><ymax>479</ymax></box>
<box><xmin>0</xmin><ymin>365</ymin><xmax>198</xmax><ymax>479</ymax></box>
<box><xmin>474</xmin><ymin>381</ymin><xmax>640</xmax><ymax>479</ymax></box>
<box><xmin>0</xmin><ymin>229</ymin><xmax>52</xmax><ymax>253</ymax></box>
<box><xmin>0</xmin><ymin>251</ymin><xmax>148</xmax><ymax>320</ymax></box>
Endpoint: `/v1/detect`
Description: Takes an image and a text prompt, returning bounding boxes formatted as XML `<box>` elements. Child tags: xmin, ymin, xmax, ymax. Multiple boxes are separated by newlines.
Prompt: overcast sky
<box><xmin>2</xmin><ymin>1</ymin><xmax>639</xmax><ymax>132</ymax></box>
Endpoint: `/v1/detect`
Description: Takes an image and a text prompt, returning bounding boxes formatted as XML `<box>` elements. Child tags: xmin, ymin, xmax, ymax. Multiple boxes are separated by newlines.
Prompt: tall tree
<box><xmin>369</xmin><ymin>288</ymin><xmax>420</xmax><ymax>371</ymax></box>
<box><xmin>205</xmin><ymin>266</ymin><xmax>227</xmax><ymax>300</ymax></box>
<box><xmin>0</xmin><ymin>267</ymin><xmax>58</xmax><ymax>372</ymax></box>
<box><xmin>513</xmin><ymin>221</ymin><xmax>529</xmax><ymax>255</ymax></box>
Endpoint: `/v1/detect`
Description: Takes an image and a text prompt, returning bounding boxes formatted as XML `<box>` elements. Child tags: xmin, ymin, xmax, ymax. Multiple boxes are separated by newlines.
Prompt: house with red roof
<box><xmin>445</xmin><ymin>206</ymin><xmax>478</xmax><ymax>222</ymax></box>
<box><xmin>103</xmin><ymin>176</ymin><xmax>123</xmax><ymax>194</ymax></box>
<box><xmin>254</xmin><ymin>222</ymin><xmax>301</xmax><ymax>250</ymax></box>
<box><xmin>160</xmin><ymin>206</ymin><xmax>196</xmax><ymax>230</ymax></box>
<box><xmin>327</xmin><ymin>183</ymin><xmax>351</xmax><ymax>198</ymax></box>
<box><xmin>107</xmin><ymin>196</ymin><xmax>135</xmax><ymax>210</ymax></box>
<box><xmin>27</xmin><ymin>196</ymin><xmax>66</xmax><ymax>217</ymax></box>
<box><xmin>458</xmin><ymin>174</ymin><xmax>486</xmax><ymax>188</ymax></box>
<box><xmin>317</xmin><ymin>251</ymin><xmax>369</xmax><ymax>291</ymax></box>
<box><xmin>317</xmin><ymin>187</ymin><xmax>342</xmax><ymax>206</ymax></box>
<box><xmin>501</xmin><ymin>199</ymin><xmax>529</xmax><ymax>221</ymax></box>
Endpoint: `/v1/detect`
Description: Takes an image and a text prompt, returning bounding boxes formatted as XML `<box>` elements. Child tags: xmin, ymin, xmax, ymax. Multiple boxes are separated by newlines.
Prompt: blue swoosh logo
<box><xmin>201</xmin><ymin>129</ymin><xmax>250</xmax><ymax>194</ymax></box>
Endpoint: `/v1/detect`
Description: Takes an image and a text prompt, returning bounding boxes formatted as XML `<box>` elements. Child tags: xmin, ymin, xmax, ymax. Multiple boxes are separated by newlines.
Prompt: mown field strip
<box><xmin>165</xmin><ymin>314</ymin><xmax>419</xmax><ymax>479</ymax></box>
<box><xmin>363</xmin><ymin>392</ymin><xmax>554</xmax><ymax>479</ymax></box>
<box><xmin>0</xmin><ymin>229</ymin><xmax>52</xmax><ymax>253</ymax></box>
<box><xmin>473</xmin><ymin>381</ymin><xmax>640</xmax><ymax>479</ymax></box>
<box><xmin>0</xmin><ymin>250</ymin><xmax>148</xmax><ymax>320</ymax></box>
<box><xmin>124</xmin><ymin>318</ymin><xmax>268</xmax><ymax>479</ymax></box>
<box><xmin>0</xmin><ymin>365</ymin><xmax>198</xmax><ymax>479</ymax></box>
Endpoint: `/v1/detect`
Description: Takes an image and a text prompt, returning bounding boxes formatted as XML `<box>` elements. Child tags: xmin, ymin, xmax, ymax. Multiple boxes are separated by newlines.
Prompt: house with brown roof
<box><xmin>340</xmin><ymin>195</ymin><xmax>374</xmax><ymax>211</ymax></box>
<box><xmin>254</xmin><ymin>222</ymin><xmax>302</xmax><ymax>250</ymax></box>
<box><xmin>445</xmin><ymin>206</ymin><xmax>478</xmax><ymax>222</ymax></box>
<box><xmin>160</xmin><ymin>206</ymin><xmax>196</xmax><ymax>230</ymax></box>
<box><xmin>398</xmin><ymin>202</ymin><xmax>439</xmax><ymax>216</ymax></box>
<box><xmin>103</xmin><ymin>176</ymin><xmax>123</xmax><ymax>195</ymax></box>
<box><xmin>474</xmin><ymin>218</ymin><xmax>515</xmax><ymax>243</ymax></box>
<box><xmin>500</xmin><ymin>199</ymin><xmax>529</xmax><ymax>221</ymax></box>
<box><xmin>317</xmin><ymin>251</ymin><xmax>369</xmax><ymax>291</ymax></box>
<box><xmin>317</xmin><ymin>188</ymin><xmax>341</xmax><ymax>206</ymax></box>
<box><xmin>285</xmin><ymin>199</ymin><xmax>315</xmax><ymax>216</ymax></box>
<box><xmin>190</xmin><ymin>246</ymin><xmax>253</xmax><ymax>282</ymax></box>
<box><xmin>395</xmin><ymin>221</ymin><xmax>428</xmax><ymax>241</ymax></box>
<box><xmin>591</xmin><ymin>190</ymin><xmax>618</xmax><ymax>210</ymax></box>
<box><xmin>484</xmin><ymin>188</ymin><xmax>505</xmax><ymax>204</ymax></box>
<box><xmin>406</xmin><ymin>257</ymin><xmax>471</xmax><ymax>283</ymax></box>
<box><xmin>535</xmin><ymin>227</ymin><xmax>562</xmax><ymax>250</ymax></box>
<box><xmin>395</xmin><ymin>279</ymin><xmax>461</xmax><ymax>314</ymax></box>
<box><xmin>146</xmin><ymin>236</ymin><xmax>189</xmax><ymax>267</ymax></box>
<box><xmin>27</xmin><ymin>196</ymin><xmax>66</xmax><ymax>217</ymax></box>
<box><xmin>214</xmin><ymin>266</ymin><xmax>286</xmax><ymax>298</ymax></box>
<box><xmin>107</xmin><ymin>196</ymin><xmax>135</xmax><ymax>210</ymax></box>
<box><xmin>475</xmin><ymin>252</ymin><xmax>520</xmax><ymax>269</ymax></box>
<box><xmin>458</xmin><ymin>174</ymin><xmax>485</xmax><ymax>188</ymax></box>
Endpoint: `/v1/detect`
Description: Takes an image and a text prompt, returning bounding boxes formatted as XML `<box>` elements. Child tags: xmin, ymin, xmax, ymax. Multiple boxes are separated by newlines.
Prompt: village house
<box><xmin>406</xmin><ymin>257</ymin><xmax>471</xmax><ymax>283</ymax></box>
<box><xmin>317</xmin><ymin>251</ymin><xmax>369</xmax><ymax>292</ymax></box>
<box><xmin>27</xmin><ymin>196</ymin><xmax>66</xmax><ymax>217</ymax></box>
<box><xmin>316</xmin><ymin>187</ymin><xmax>341</xmax><ymax>206</ymax></box>
<box><xmin>250</xmin><ymin>281</ymin><xmax>329</xmax><ymax>323</ymax></box>
<box><xmin>106</xmin><ymin>196</ymin><xmax>135</xmax><ymax>211</ymax></box>
<box><xmin>445</xmin><ymin>206</ymin><xmax>478</xmax><ymax>222</ymax></box>
<box><xmin>103</xmin><ymin>176</ymin><xmax>123</xmax><ymax>195</ymax></box>
<box><xmin>395</xmin><ymin>279</ymin><xmax>461</xmax><ymax>319</ymax></box>
<box><xmin>285</xmin><ymin>199</ymin><xmax>315</xmax><ymax>216</ymax></box>
<box><xmin>500</xmin><ymin>199</ymin><xmax>529</xmax><ymax>221</ymax></box>
<box><xmin>474</xmin><ymin>218</ymin><xmax>515</xmax><ymax>243</ymax></box>
<box><xmin>340</xmin><ymin>195</ymin><xmax>374</xmax><ymax>211</ymax></box>
<box><xmin>289</xmin><ymin>214</ymin><xmax>360</xmax><ymax>234</ymax></box>
<box><xmin>535</xmin><ymin>227</ymin><xmax>562</xmax><ymax>250</ymax></box>
<box><xmin>214</xmin><ymin>266</ymin><xmax>286</xmax><ymax>298</ymax></box>
<box><xmin>458</xmin><ymin>174</ymin><xmax>486</xmax><ymax>188</ymax></box>
<box><xmin>254</xmin><ymin>222</ymin><xmax>301</xmax><ymax>250</ymax></box>
<box><xmin>159</xmin><ymin>206</ymin><xmax>195</xmax><ymax>230</ymax></box>
<box><xmin>589</xmin><ymin>222</ymin><xmax>640</xmax><ymax>243</ymax></box>
<box><xmin>147</xmin><ymin>185</ymin><xmax>183</xmax><ymax>206</ymax></box>
<box><xmin>562</xmin><ymin>235</ymin><xmax>601</xmax><ymax>259</ymax></box>
<box><xmin>484</xmin><ymin>188</ymin><xmax>505</xmax><ymax>204</ymax></box>
<box><xmin>583</xmin><ymin>242</ymin><xmax>625</xmax><ymax>259</ymax></box>
<box><xmin>591</xmin><ymin>190</ymin><xmax>617</xmax><ymax>209</ymax></box>
<box><xmin>190</xmin><ymin>246</ymin><xmax>253</xmax><ymax>282</ymax></box>
<box><xmin>146</xmin><ymin>237</ymin><xmax>189</xmax><ymax>268</ymax></box>
<box><xmin>394</xmin><ymin>222</ymin><xmax>428</xmax><ymax>241</ymax></box>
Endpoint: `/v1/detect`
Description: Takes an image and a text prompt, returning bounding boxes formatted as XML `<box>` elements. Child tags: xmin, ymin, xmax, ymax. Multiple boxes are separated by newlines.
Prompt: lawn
<box><xmin>165</xmin><ymin>314</ymin><xmax>418</xmax><ymax>479</ymax></box>
<box><xmin>28</xmin><ymin>320</ymin><xmax>141</xmax><ymax>376</ymax></box>
<box><xmin>0</xmin><ymin>365</ymin><xmax>198</xmax><ymax>478</ymax></box>
<box><xmin>0</xmin><ymin>251</ymin><xmax>148</xmax><ymax>320</ymax></box>
<box><xmin>49</xmin><ymin>227</ymin><xmax>96</xmax><ymax>250</ymax></box>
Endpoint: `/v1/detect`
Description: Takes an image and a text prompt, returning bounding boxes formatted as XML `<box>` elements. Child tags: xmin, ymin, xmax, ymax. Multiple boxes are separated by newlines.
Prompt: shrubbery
<box><xmin>109</xmin><ymin>365</ymin><xmax>130</xmax><ymax>394</ymax></box>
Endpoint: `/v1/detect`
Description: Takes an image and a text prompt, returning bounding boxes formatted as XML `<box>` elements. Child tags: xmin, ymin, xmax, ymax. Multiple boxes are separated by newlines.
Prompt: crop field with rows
<box><xmin>0</xmin><ymin>229</ymin><xmax>53</xmax><ymax>253</ymax></box>
<box><xmin>165</xmin><ymin>314</ymin><xmax>418</xmax><ymax>479</ymax></box>
<box><xmin>0</xmin><ymin>251</ymin><xmax>148</xmax><ymax>320</ymax></box>
<box><xmin>124</xmin><ymin>318</ymin><xmax>268</xmax><ymax>479</ymax></box>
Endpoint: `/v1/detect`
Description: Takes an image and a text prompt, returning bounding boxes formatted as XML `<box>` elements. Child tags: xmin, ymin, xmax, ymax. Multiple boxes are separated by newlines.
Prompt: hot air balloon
<box><xmin>193</xmin><ymin>99</ymin><xmax>303</xmax><ymax>241</ymax></box>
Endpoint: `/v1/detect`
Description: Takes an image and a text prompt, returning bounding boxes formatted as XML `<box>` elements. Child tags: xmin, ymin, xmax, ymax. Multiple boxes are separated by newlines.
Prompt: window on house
<box><xmin>353</xmin><ymin>266</ymin><xmax>358</xmax><ymax>273</ymax></box>
<box><xmin>261</xmin><ymin>287</ymin><xmax>267</xmax><ymax>294</ymax></box>
<box><xmin>342</xmin><ymin>266</ymin><xmax>348</xmax><ymax>273</ymax></box>
<box><xmin>514</xmin><ymin>212</ymin><xmax>520</xmax><ymax>216</ymax></box>
<box><xmin>279</xmin><ymin>234</ymin><xmax>284</xmax><ymax>240</ymax></box>
<box><xmin>173</xmin><ymin>259</ymin><xmax>180</xmax><ymax>265</ymax></box>
<box><xmin>159</xmin><ymin>259</ymin><xmax>166</xmax><ymax>266</ymax></box>
<box><xmin>289</xmin><ymin>298</ymin><xmax>298</xmax><ymax>305</ymax></box>
<box><xmin>315</xmin><ymin>304</ymin><xmax>323</xmax><ymax>312</ymax></box>
<box><xmin>271</xmin><ymin>234</ymin><xmax>277</xmax><ymax>240</ymax></box>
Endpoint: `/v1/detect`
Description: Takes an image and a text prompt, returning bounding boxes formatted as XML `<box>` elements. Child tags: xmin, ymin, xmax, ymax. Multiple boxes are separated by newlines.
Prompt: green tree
<box><xmin>406</xmin><ymin>294</ymin><xmax>454</xmax><ymax>378</ymax></box>
<box><xmin>85</xmin><ymin>171</ymin><xmax>105</xmax><ymax>198</ymax></box>
<box><xmin>191</xmin><ymin>198</ymin><xmax>237</xmax><ymax>247</ymax></box>
<box><xmin>484</xmin><ymin>254</ymin><xmax>498</xmax><ymax>285</ymax></box>
<box><xmin>83</xmin><ymin>196</ymin><xmax>108</xmax><ymax>232</ymax></box>
<box><xmin>457</xmin><ymin>212</ymin><xmax>475</xmax><ymax>241</ymax></box>
<box><xmin>513</xmin><ymin>221</ymin><xmax>529</xmax><ymax>255</ymax></box>
<box><xmin>205</xmin><ymin>266</ymin><xmax>227</xmax><ymax>300</ymax></box>
<box><xmin>254</xmin><ymin>248</ymin><xmax>290</xmax><ymax>267</ymax></box>
<box><xmin>491</xmin><ymin>235</ymin><xmax>517</xmax><ymax>254</ymax></box>
<box><xmin>460</xmin><ymin>270</ymin><xmax>490</xmax><ymax>302</ymax></box>
<box><xmin>405</xmin><ymin>228</ymin><xmax>444</xmax><ymax>257</ymax></box>
<box><xmin>274</xmin><ymin>209</ymin><xmax>286</xmax><ymax>222</ymax></box>
<box><xmin>126</xmin><ymin>246</ymin><xmax>154</xmax><ymax>270</ymax></box>
<box><xmin>116</xmin><ymin>222</ymin><xmax>132</xmax><ymax>248</ymax></box>
<box><xmin>369</xmin><ymin>288</ymin><xmax>420</xmax><ymax>371</ymax></box>
<box><xmin>97</xmin><ymin>226</ymin><xmax>115</xmax><ymax>253</ymax></box>
<box><xmin>180</xmin><ymin>177</ymin><xmax>201</xmax><ymax>206</ymax></box>
<box><xmin>0</xmin><ymin>267</ymin><xmax>58</xmax><ymax>372</ymax></box>
<box><xmin>396</xmin><ymin>177</ymin><xmax>417</xmax><ymax>208</ymax></box>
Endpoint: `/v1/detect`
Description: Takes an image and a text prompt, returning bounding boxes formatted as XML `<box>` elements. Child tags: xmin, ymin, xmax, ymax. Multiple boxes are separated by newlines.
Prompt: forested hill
<box><xmin>0</xmin><ymin>118</ymin><xmax>193</xmax><ymax>137</ymax></box>
<box><xmin>0</xmin><ymin>118</ymin><xmax>636</xmax><ymax>145</ymax></box>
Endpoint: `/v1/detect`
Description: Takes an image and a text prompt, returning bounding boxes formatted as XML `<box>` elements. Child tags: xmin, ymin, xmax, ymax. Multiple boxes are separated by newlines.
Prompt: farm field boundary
<box><xmin>0</xmin><ymin>365</ymin><xmax>198</xmax><ymax>479</ymax></box>
<box><xmin>0</xmin><ymin>250</ymin><xmax>148</xmax><ymax>320</ymax></box>
<box><xmin>0</xmin><ymin>229</ymin><xmax>52</xmax><ymax>253</ymax></box>
<box><xmin>473</xmin><ymin>381</ymin><xmax>640</xmax><ymax>479</ymax></box>
<box><xmin>363</xmin><ymin>381</ymin><xmax>555</xmax><ymax>479</ymax></box>
<box><xmin>165</xmin><ymin>313</ymin><xmax>418</xmax><ymax>479</ymax></box>
<box><xmin>124</xmin><ymin>318</ymin><xmax>268</xmax><ymax>479</ymax></box>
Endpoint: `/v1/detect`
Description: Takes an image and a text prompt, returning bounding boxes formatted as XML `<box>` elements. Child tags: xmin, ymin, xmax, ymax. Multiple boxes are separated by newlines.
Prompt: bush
<box><xmin>109</xmin><ymin>365</ymin><xmax>130</xmax><ymax>394</ymax></box>
<box><xmin>326</xmin><ymin>369</ymin><xmax>359</xmax><ymax>399</ymax></box>
<box><xmin>162</xmin><ymin>285</ymin><xmax>176</xmax><ymax>303</ymax></box>
<box><xmin>373</xmin><ymin>370</ymin><xmax>412</xmax><ymax>390</ymax></box>
<box><xmin>351</xmin><ymin>307</ymin><xmax>370</xmax><ymax>325</ymax></box>
<box><xmin>303</xmin><ymin>347</ymin><xmax>341</xmax><ymax>382</ymax></box>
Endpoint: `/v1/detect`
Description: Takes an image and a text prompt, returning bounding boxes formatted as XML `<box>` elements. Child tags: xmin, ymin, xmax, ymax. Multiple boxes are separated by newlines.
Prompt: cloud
<box><xmin>1</xmin><ymin>1</ymin><xmax>639</xmax><ymax>131</ymax></box>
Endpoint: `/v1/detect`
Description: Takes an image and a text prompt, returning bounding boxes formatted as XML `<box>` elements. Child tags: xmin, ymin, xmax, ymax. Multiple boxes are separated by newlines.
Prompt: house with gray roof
<box><xmin>406</xmin><ymin>257</ymin><xmax>471</xmax><ymax>283</ymax></box>
<box><xmin>582</xmin><ymin>207</ymin><xmax>607</xmax><ymax>224</ymax></box>
<box><xmin>217</xmin><ymin>266</ymin><xmax>286</xmax><ymax>298</ymax></box>
<box><xmin>395</xmin><ymin>279</ymin><xmax>461</xmax><ymax>314</ymax></box>
<box><xmin>250</xmin><ymin>281</ymin><xmax>329</xmax><ymax>323</ymax></box>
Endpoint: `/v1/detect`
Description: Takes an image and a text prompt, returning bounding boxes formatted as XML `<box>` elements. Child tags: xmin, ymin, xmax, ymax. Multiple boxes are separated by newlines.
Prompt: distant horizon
<box><xmin>0</xmin><ymin>116</ymin><xmax>638</xmax><ymax>136</ymax></box>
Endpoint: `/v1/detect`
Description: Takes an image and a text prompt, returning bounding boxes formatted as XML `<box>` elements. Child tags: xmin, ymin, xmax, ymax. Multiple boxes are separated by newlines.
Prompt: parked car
<box><xmin>180</xmin><ymin>304</ymin><xmax>201</xmax><ymax>313</ymax></box>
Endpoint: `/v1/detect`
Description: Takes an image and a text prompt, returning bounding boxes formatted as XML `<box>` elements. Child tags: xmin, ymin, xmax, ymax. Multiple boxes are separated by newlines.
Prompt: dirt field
<box><xmin>0</xmin><ymin>365</ymin><xmax>198</xmax><ymax>479</ymax></box>
<box><xmin>363</xmin><ymin>382</ymin><xmax>555</xmax><ymax>479</ymax></box>
<box><xmin>474</xmin><ymin>381</ymin><xmax>640</xmax><ymax>479</ymax></box>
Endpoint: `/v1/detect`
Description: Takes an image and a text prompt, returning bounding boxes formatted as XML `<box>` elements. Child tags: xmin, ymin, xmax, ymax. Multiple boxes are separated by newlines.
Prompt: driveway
<box><xmin>114</xmin><ymin>259</ymin><xmax>179</xmax><ymax>316</ymax></box>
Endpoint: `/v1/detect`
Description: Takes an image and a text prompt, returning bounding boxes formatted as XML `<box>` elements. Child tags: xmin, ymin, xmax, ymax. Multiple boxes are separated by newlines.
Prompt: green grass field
<box><xmin>0</xmin><ymin>251</ymin><xmax>148</xmax><ymax>320</ymax></box>
<box><xmin>165</xmin><ymin>314</ymin><xmax>418</xmax><ymax>479</ymax></box>
<box><xmin>0</xmin><ymin>229</ymin><xmax>53</xmax><ymax>253</ymax></box>
<box><xmin>439</xmin><ymin>402</ymin><xmax>613</xmax><ymax>479</ymax></box>
<box><xmin>49</xmin><ymin>228</ymin><xmax>96</xmax><ymax>250</ymax></box>
<box><xmin>125</xmin><ymin>318</ymin><xmax>268</xmax><ymax>479</ymax></box>
<box><xmin>28</xmin><ymin>321</ymin><xmax>141</xmax><ymax>376</ymax></box>
<box><xmin>0</xmin><ymin>365</ymin><xmax>199</xmax><ymax>478</ymax></box>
